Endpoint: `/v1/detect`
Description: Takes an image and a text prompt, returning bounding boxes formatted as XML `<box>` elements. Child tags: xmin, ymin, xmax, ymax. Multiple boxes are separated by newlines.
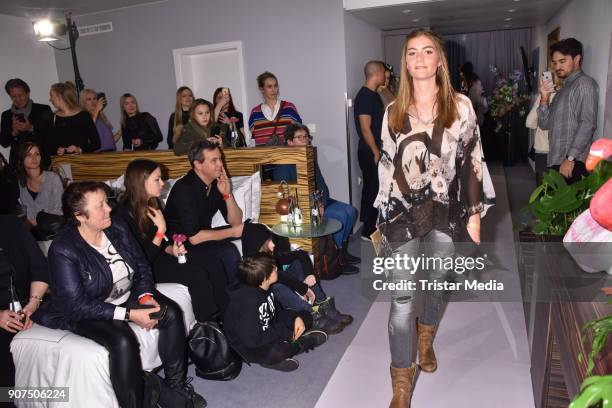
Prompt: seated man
<box><xmin>164</xmin><ymin>140</ymin><xmax>243</xmax><ymax>295</ymax></box>
<box><xmin>273</xmin><ymin>124</ymin><xmax>360</xmax><ymax>274</ymax></box>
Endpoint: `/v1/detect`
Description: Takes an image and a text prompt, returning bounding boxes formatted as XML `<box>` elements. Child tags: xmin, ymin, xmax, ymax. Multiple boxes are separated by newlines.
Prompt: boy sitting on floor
<box><xmin>224</xmin><ymin>253</ymin><xmax>327</xmax><ymax>372</ymax></box>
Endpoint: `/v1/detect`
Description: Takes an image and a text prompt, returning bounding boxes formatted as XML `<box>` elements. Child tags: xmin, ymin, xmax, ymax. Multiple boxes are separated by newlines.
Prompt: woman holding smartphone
<box><xmin>116</xmin><ymin>159</ymin><xmax>221</xmax><ymax>321</ymax></box>
<box><xmin>33</xmin><ymin>181</ymin><xmax>206</xmax><ymax>408</ymax></box>
<box><xmin>213</xmin><ymin>87</ymin><xmax>245</xmax><ymax>147</ymax></box>
<box><xmin>375</xmin><ymin>29</ymin><xmax>494</xmax><ymax>407</ymax></box>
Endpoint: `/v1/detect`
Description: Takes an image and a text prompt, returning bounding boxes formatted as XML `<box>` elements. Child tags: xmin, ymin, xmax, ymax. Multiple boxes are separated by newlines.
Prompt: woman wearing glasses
<box><xmin>375</xmin><ymin>29</ymin><xmax>494</xmax><ymax>407</ymax></box>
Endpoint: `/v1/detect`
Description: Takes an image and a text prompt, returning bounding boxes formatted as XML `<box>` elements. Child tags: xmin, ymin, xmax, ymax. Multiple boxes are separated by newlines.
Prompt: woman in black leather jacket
<box><xmin>119</xmin><ymin>93</ymin><xmax>163</xmax><ymax>150</ymax></box>
<box><xmin>33</xmin><ymin>181</ymin><xmax>205</xmax><ymax>408</ymax></box>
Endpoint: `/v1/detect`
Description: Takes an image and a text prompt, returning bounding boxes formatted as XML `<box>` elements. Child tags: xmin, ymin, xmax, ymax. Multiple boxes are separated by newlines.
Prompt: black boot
<box><xmin>295</xmin><ymin>330</ymin><xmax>328</xmax><ymax>354</ymax></box>
<box><xmin>341</xmin><ymin>262</ymin><xmax>360</xmax><ymax>275</ymax></box>
<box><xmin>318</xmin><ymin>297</ymin><xmax>353</xmax><ymax>327</ymax></box>
<box><xmin>311</xmin><ymin>306</ymin><xmax>344</xmax><ymax>335</ymax></box>
<box><xmin>160</xmin><ymin>377</ymin><xmax>207</xmax><ymax>408</ymax></box>
<box><xmin>341</xmin><ymin>241</ymin><xmax>361</xmax><ymax>264</ymax></box>
<box><xmin>260</xmin><ymin>358</ymin><xmax>299</xmax><ymax>372</ymax></box>
<box><xmin>142</xmin><ymin>371</ymin><xmax>162</xmax><ymax>408</ymax></box>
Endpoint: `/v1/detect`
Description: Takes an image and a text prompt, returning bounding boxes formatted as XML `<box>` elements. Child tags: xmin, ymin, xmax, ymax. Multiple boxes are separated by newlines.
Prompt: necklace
<box><xmin>410</xmin><ymin>102</ymin><xmax>436</xmax><ymax>126</ymax></box>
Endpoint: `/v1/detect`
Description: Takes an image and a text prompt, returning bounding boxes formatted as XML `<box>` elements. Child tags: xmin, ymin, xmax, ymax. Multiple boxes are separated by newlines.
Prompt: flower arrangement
<box><xmin>488</xmin><ymin>67</ymin><xmax>530</xmax><ymax>131</ymax></box>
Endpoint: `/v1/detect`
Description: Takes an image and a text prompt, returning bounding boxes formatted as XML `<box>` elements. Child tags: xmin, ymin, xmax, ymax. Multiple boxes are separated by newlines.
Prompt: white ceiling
<box><xmin>0</xmin><ymin>0</ymin><xmax>165</xmax><ymax>19</ymax></box>
<box><xmin>346</xmin><ymin>0</ymin><xmax>570</xmax><ymax>34</ymax></box>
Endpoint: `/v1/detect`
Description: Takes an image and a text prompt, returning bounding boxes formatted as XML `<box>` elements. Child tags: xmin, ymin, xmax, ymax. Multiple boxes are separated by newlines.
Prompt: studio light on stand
<box><xmin>33</xmin><ymin>12</ymin><xmax>84</xmax><ymax>96</ymax></box>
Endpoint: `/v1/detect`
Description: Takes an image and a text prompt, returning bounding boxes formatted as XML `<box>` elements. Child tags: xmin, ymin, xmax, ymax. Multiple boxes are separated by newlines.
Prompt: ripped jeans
<box><xmin>386</xmin><ymin>229</ymin><xmax>454</xmax><ymax>368</ymax></box>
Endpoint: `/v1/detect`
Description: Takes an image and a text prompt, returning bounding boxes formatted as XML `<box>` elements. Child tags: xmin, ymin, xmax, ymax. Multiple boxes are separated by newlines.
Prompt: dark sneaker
<box><xmin>341</xmin><ymin>263</ymin><xmax>360</xmax><ymax>275</ymax></box>
<box><xmin>319</xmin><ymin>297</ymin><xmax>354</xmax><ymax>327</ymax></box>
<box><xmin>260</xmin><ymin>358</ymin><xmax>299</xmax><ymax>372</ymax></box>
<box><xmin>164</xmin><ymin>377</ymin><xmax>207</xmax><ymax>408</ymax></box>
<box><xmin>343</xmin><ymin>250</ymin><xmax>361</xmax><ymax>264</ymax></box>
<box><xmin>296</xmin><ymin>330</ymin><xmax>328</xmax><ymax>354</ymax></box>
<box><xmin>311</xmin><ymin>307</ymin><xmax>344</xmax><ymax>335</ymax></box>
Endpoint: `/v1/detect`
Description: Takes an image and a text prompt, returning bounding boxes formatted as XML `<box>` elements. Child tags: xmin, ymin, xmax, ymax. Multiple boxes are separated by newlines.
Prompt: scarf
<box><xmin>11</xmin><ymin>99</ymin><xmax>33</xmax><ymax>118</ymax></box>
<box><xmin>184</xmin><ymin>119</ymin><xmax>211</xmax><ymax>140</ymax></box>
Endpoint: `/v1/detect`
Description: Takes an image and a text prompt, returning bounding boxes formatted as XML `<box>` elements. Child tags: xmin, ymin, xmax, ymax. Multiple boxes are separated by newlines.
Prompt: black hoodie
<box><xmin>241</xmin><ymin>222</ymin><xmax>308</xmax><ymax>295</ymax></box>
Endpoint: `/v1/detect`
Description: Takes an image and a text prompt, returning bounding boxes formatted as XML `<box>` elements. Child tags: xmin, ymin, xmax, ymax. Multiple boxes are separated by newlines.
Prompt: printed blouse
<box><xmin>374</xmin><ymin>93</ymin><xmax>495</xmax><ymax>244</ymax></box>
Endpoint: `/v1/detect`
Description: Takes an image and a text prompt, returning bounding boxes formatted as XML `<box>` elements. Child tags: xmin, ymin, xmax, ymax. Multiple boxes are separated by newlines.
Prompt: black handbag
<box><xmin>187</xmin><ymin>320</ymin><xmax>243</xmax><ymax>381</ymax></box>
<box><xmin>34</xmin><ymin>212</ymin><xmax>66</xmax><ymax>241</ymax></box>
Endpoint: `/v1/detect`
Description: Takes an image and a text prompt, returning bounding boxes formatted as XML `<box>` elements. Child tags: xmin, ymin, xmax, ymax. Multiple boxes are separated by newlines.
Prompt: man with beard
<box><xmin>538</xmin><ymin>38</ymin><xmax>599</xmax><ymax>184</ymax></box>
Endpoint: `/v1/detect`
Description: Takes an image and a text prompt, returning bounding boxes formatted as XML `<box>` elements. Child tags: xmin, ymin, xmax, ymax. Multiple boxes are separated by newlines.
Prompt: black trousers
<box><xmin>73</xmin><ymin>292</ymin><xmax>186</xmax><ymax>408</ymax></box>
<box><xmin>0</xmin><ymin>320</ymin><xmax>16</xmax><ymax>388</ymax></box>
<box><xmin>549</xmin><ymin>160</ymin><xmax>588</xmax><ymax>185</ymax></box>
<box><xmin>358</xmin><ymin>147</ymin><xmax>379</xmax><ymax>237</ymax></box>
<box><xmin>153</xmin><ymin>252</ymin><xmax>220</xmax><ymax>321</ymax></box>
<box><xmin>186</xmin><ymin>238</ymin><xmax>240</xmax><ymax>304</ymax></box>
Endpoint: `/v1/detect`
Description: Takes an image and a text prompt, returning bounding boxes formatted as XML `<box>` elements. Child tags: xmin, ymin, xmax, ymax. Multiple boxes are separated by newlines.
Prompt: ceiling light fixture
<box><xmin>508</xmin><ymin>8</ymin><xmax>516</xmax><ymax>12</ymax></box>
<box><xmin>412</xmin><ymin>18</ymin><xmax>420</xmax><ymax>22</ymax></box>
<box><xmin>504</xmin><ymin>24</ymin><xmax>512</xmax><ymax>28</ymax></box>
<box><xmin>505</xmin><ymin>17</ymin><xmax>513</xmax><ymax>21</ymax></box>
<box><xmin>402</xmin><ymin>9</ymin><xmax>412</xmax><ymax>14</ymax></box>
<box><xmin>33</xmin><ymin>19</ymin><xmax>65</xmax><ymax>42</ymax></box>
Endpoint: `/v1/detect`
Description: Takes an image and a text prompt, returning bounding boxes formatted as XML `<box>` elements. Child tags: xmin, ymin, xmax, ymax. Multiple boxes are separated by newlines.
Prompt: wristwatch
<box><xmin>124</xmin><ymin>308</ymin><xmax>131</xmax><ymax>321</ymax></box>
<box><xmin>567</xmin><ymin>156</ymin><xmax>575</xmax><ymax>162</ymax></box>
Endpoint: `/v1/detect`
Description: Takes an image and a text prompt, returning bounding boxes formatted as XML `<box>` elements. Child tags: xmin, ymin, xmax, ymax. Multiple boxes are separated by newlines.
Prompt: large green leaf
<box><xmin>529</xmin><ymin>184</ymin><xmax>546</xmax><ymax>204</ymax></box>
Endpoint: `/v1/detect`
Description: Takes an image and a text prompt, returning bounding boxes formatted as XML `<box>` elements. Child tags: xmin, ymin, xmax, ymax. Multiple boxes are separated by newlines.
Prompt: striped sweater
<box><xmin>248</xmin><ymin>100</ymin><xmax>301</xmax><ymax>145</ymax></box>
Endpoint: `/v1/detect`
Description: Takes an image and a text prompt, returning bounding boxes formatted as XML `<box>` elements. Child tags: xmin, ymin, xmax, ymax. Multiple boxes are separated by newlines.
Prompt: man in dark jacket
<box><xmin>1</xmin><ymin>79</ymin><xmax>53</xmax><ymax>168</ymax></box>
<box><xmin>224</xmin><ymin>253</ymin><xmax>327</xmax><ymax>372</ymax></box>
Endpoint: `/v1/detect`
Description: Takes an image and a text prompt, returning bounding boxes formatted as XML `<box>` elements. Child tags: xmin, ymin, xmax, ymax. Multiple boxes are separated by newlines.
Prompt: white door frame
<box><xmin>172</xmin><ymin>40</ymin><xmax>250</xmax><ymax>139</ymax></box>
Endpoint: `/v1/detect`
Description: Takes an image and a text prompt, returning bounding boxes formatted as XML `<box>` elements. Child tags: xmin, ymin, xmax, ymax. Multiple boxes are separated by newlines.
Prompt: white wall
<box><xmin>53</xmin><ymin>0</ymin><xmax>351</xmax><ymax>202</ymax></box>
<box><xmin>0</xmin><ymin>13</ymin><xmax>58</xmax><ymax>160</ymax></box>
<box><xmin>532</xmin><ymin>0</ymin><xmax>612</xmax><ymax>139</ymax></box>
<box><xmin>343</xmin><ymin>11</ymin><xmax>383</xmax><ymax>210</ymax></box>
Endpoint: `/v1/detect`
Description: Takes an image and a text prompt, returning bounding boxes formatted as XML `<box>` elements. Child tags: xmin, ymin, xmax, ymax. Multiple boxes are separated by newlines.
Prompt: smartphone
<box><xmin>149</xmin><ymin>304</ymin><xmax>167</xmax><ymax>320</ymax></box>
<box><xmin>96</xmin><ymin>92</ymin><xmax>108</xmax><ymax>109</ymax></box>
<box><xmin>15</xmin><ymin>113</ymin><xmax>26</xmax><ymax>123</ymax></box>
<box><xmin>221</xmin><ymin>87</ymin><xmax>229</xmax><ymax>96</ymax></box>
<box><xmin>542</xmin><ymin>71</ymin><xmax>553</xmax><ymax>83</ymax></box>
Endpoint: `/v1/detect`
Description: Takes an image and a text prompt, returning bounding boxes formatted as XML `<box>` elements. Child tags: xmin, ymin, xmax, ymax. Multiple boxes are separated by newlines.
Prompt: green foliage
<box><xmin>527</xmin><ymin>161</ymin><xmax>612</xmax><ymax>236</ymax></box>
<box><xmin>568</xmin><ymin>375</ymin><xmax>612</xmax><ymax>408</ymax></box>
<box><xmin>579</xmin><ymin>312</ymin><xmax>612</xmax><ymax>376</ymax></box>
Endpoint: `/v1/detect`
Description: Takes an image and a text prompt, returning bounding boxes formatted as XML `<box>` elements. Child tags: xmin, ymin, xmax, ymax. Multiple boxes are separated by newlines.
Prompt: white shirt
<box><xmin>90</xmin><ymin>232</ymin><xmax>133</xmax><ymax>320</ymax></box>
<box><xmin>261</xmin><ymin>100</ymin><xmax>281</xmax><ymax>121</ymax></box>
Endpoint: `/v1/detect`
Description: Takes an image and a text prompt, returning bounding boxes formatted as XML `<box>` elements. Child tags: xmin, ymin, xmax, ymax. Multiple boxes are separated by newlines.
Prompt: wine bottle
<box><xmin>311</xmin><ymin>192</ymin><xmax>319</xmax><ymax>226</ymax></box>
<box><xmin>293</xmin><ymin>188</ymin><xmax>302</xmax><ymax>225</ymax></box>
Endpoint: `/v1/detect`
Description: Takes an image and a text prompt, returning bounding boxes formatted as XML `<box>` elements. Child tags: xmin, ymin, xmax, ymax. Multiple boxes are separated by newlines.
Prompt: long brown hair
<box><xmin>389</xmin><ymin>29</ymin><xmax>458</xmax><ymax>133</ymax></box>
<box><xmin>122</xmin><ymin>159</ymin><xmax>161</xmax><ymax>236</ymax></box>
<box><xmin>190</xmin><ymin>99</ymin><xmax>214</xmax><ymax>129</ymax></box>
<box><xmin>173</xmin><ymin>86</ymin><xmax>193</xmax><ymax>128</ymax></box>
<box><xmin>16</xmin><ymin>141</ymin><xmax>43</xmax><ymax>186</ymax></box>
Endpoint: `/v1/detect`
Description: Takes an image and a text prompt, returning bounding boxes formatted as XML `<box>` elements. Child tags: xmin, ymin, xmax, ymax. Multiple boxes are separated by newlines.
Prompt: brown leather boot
<box><xmin>389</xmin><ymin>364</ymin><xmax>417</xmax><ymax>408</ymax></box>
<box><xmin>417</xmin><ymin>322</ymin><xmax>437</xmax><ymax>372</ymax></box>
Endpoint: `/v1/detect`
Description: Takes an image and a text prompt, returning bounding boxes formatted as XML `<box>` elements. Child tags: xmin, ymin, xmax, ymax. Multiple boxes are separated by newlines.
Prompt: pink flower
<box><xmin>172</xmin><ymin>234</ymin><xmax>187</xmax><ymax>244</ymax></box>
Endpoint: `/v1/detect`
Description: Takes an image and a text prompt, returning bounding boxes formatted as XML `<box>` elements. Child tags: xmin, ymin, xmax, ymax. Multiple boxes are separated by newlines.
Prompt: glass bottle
<box><xmin>9</xmin><ymin>275</ymin><xmax>25</xmax><ymax>323</ymax></box>
<box><xmin>293</xmin><ymin>188</ymin><xmax>302</xmax><ymax>225</ymax></box>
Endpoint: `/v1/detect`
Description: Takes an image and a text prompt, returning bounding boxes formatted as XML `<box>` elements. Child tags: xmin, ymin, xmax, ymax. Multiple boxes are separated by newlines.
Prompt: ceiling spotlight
<box><xmin>504</xmin><ymin>17</ymin><xmax>513</xmax><ymax>21</ymax></box>
<box><xmin>504</xmin><ymin>24</ymin><xmax>512</xmax><ymax>28</ymax></box>
<box><xmin>412</xmin><ymin>18</ymin><xmax>420</xmax><ymax>22</ymax></box>
<box><xmin>508</xmin><ymin>8</ymin><xmax>516</xmax><ymax>12</ymax></box>
<box><xmin>513</xmin><ymin>0</ymin><xmax>520</xmax><ymax>2</ymax></box>
<box><xmin>402</xmin><ymin>9</ymin><xmax>412</xmax><ymax>14</ymax></box>
<box><xmin>32</xmin><ymin>19</ymin><xmax>66</xmax><ymax>42</ymax></box>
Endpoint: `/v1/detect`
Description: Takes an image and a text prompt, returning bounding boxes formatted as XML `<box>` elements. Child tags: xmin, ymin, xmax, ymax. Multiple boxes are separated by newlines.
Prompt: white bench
<box><xmin>10</xmin><ymin>283</ymin><xmax>196</xmax><ymax>408</ymax></box>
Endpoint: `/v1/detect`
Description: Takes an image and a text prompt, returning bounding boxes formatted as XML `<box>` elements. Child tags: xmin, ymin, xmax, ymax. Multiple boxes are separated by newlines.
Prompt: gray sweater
<box><xmin>19</xmin><ymin>171</ymin><xmax>63</xmax><ymax>222</ymax></box>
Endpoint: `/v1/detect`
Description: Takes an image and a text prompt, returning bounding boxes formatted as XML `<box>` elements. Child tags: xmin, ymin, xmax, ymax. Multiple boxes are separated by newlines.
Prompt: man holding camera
<box><xmin>538</xmin><ymin>38</ymin><xmax>599</xmax><ymax>184</ymax></box>
<box><xmin>1</xmin><ymin>79</ymin><xmax>53</xmax><ymax>169</ymax></box>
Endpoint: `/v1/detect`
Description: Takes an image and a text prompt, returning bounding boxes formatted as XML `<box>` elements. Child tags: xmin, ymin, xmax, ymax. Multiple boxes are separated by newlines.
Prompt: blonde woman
<box><xmin>166</xmin><ymin>86</ymin><xmax>193</xmax><ymax>149</ymax></box>
<box><xmin>119</xmin><ymin>93</ymin><xmax>163</xmax><ymax>151</ymax></box>
<box><xmin>46</xmin><ymin>82</ymin><xmax>100</xmax><ymax>158</ymax></box>
<box><xmin>375</xmin><ymin>29</ymin><xmax>494</xmax><ymax>407</ymax></box>
<box><xmin>80</xmin><ymin>89</ymin><xmax>119</xmax><ymax>152</ymax></box>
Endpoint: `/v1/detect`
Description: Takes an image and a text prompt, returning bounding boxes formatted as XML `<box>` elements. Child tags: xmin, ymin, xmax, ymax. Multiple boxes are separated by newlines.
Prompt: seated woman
<box><xmin>167</xmin><ymin>86</ymin><xmax>194</xmax><ymax>149</ymax></box>
<box><xmin>248</xmin><ymin>72</ymin><xmax>302</xmax><ymax>146</ymax></box>
<box><xmin>0</xmin><ymin>152</ymin><xmax>19</xmax><ymax>215</ymax></box>
<box><xmin>16</xmin><ymin>141</ymin><xmax>63</xmax><ymax>230</ymax></box>
<box><xmin>212</xmin><ymin>87</ymin><xmax>245</xmax><ymax>147</ymax></box>
<box><xmin>0</xmin><ymin>215</ymin><xmax>49</xmax><ymax>391</ymax></box>
<box><xmin>173</xmin><ymin>99</ymin><xmax>222</xmax><ymax>155</ymax></box>
<box><xmin>46</xmin><ymin>82</ymin><xmax>100</xmax><ymax>158</ymax></box>
<box><xmin>32</xmin><ymin>181</ymin><xmax>206</xmax><ymax>408</ymax></box>
<box><xmin>116</xmin><ymin>159</ymin><xmax>222</xmax><ymax>320</ymax></box>
<box><xmin>80</xmin><ymin>89</ymin><xmax>118</xmax><ymax>152</ymax></box>
<box><xmin>273</xmin><ymin>124</ymin><xmax>360</xmax><ymax>272</ymax></box>
<box><xmin>119</xmin><ymin>93</ymin><xmax>163</xmax><ymax>151</ymax></box>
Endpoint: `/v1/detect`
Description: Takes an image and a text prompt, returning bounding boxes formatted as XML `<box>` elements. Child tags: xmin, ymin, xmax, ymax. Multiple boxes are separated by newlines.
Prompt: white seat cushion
<box><xmin>11</xmin><ymin>283</ymin><xmax>195</xmax><ymax>408</ymax></box>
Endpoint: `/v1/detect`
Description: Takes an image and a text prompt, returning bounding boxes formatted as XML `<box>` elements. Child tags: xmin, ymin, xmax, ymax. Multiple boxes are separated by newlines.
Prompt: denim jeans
<box><xmin>387</xmin><ymin>229</ymin><xmax>454</xmax><ymax>368</ymax></box>
<box><xmin>273</xmin><ymin>259</ymin><xmax>326</xmax><ymax>312</ymax></box>
<box><xmin>324</xmin><ymin>199</ymin><xmax>358</xmax><ymax>247</ymax></box>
